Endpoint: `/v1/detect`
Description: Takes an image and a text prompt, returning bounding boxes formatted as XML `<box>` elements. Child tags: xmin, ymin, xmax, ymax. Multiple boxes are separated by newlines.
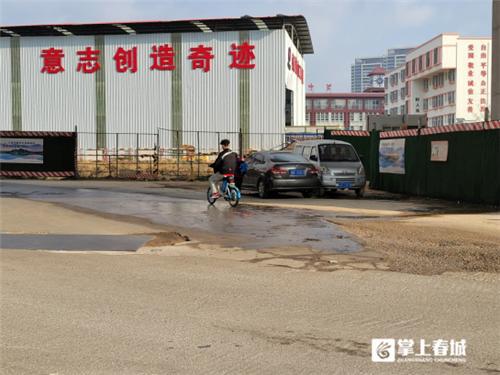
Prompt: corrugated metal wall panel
<box><xmin>0</xmin><ymin>38</ymin><xmax>12</xmax><ymax>129</ymax></box>
<box><xmin>20</xmin><ymin>36</ymin><xmax>96</xmax><ymax>132</ymax></box>
<box><xmin>285</xmin><ymin>32</ymin><xmax>306</xmax><ymax>126</ymax></box>
<box><xmin>249</xmin><ymin>30</ymin><xmax>286</xmax><ymax>151</ymax></box>
<box><xmin>181</xmin><ymin>31</ymin><xmax>240</xmax><ymax>152</ymax></box>
<box><xmin>104</xmin><ymin>33</ymin><xmax>172</xmax><ymax>150</ymax></box>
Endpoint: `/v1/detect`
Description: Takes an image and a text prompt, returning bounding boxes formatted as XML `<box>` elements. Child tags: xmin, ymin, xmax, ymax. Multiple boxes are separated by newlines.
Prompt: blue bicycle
<box><xmin>207</xmin><ymin>174</ymin><xmax>241</xmax><ymax>207</ymax></box>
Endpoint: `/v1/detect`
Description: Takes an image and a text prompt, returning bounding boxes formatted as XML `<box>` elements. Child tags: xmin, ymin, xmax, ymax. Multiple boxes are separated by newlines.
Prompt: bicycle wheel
<box><xmin>207</xmin><ymin>187</ymin><xmax>216</xmax><ymax>205</ymax></box>
<box><xmin>228</xmin><ymin>186</ymin><xmax>240</xmax><ymax>207</ymax></box>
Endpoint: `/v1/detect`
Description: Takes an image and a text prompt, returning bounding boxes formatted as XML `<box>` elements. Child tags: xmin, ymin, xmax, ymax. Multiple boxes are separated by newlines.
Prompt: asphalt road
<box><xmin>1</xmin><ymin>180</ymin><xmax>499</xmax><ymax>374</ymax></box>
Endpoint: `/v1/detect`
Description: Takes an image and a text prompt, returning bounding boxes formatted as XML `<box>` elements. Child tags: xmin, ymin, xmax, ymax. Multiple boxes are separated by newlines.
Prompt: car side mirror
<box><xmin>310</xmin><ymin>155</ymin><xmax>318</xmax><ymax>161</ymax></box>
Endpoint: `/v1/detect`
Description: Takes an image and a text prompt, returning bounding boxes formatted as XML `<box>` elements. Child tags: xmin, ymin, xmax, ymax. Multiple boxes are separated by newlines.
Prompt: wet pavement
<box><xmin>1</xmin><ymin>234</ymin><xmax>153</xmax><ymax>251</ymax></box>
<box><xmin>0</xmin><ymin>181</ymin><xmax>361</xmax><ymax>253</ymax></box>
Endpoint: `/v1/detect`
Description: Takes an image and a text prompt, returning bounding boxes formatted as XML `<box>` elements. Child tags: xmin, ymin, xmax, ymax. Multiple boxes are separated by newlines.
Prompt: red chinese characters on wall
<box><xmin>40</xmin><ymin>48</ymin><xmax>65</xmax><ymax>74</ymax></box>
<box><xmin>466</xmin><ymin>44</ymin><xmax>474</xmax><ymax>113</ymax></box>
<box><xmin>40</xmin><ymin>42</ymin><xmax>261</xmax><ymax>74</ymax></box>
<box><xmin>114</xmin><ymin>47</ymin><xmax>138</xmax><ymax>73</ymax></box>
<box><xmin>479</xmin><ymin>44</ymin><xmax>488</xmax><ymax>112</ymax></box>
<box><xmin>150</xmin><ymin>44</ymin><xmax>175</xmax><ymax>71</ymax></box>
<box><xmin>229</xmin><ymin>41</ymin><xmax>255</xmax><ymax>69</ymax></box>
<box><xmin>76</xmin><ymin>47</ymin><xmax>100</xmax><ymax>73</ymax></box>
<box><xmin>188</xmin><ymin>44</ymin><xmax>214</xmax><ymax>73</ymax></box>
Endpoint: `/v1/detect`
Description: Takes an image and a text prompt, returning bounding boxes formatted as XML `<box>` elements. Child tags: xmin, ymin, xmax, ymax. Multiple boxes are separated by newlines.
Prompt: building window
<box><xmin>400</xmin><ymin>69</ymin><xmax>406</xmax><ymax>82</ymax></box>
<box><xmin>400</xmin><ymin>87</ymin><xmax>406</xmax><ymax>98</ymax></box>
<box><xmin>306</xmin><ymin>99</ymin><xmax>312</xmax><ymax>110</ymax></box>
<box><xmin>418</xmin><ymin>55</ymin><xmax>423</xmax><ymax>72</ymax></box>
<box><xmin>348</xmin><ymin>99</ymin><xmax>362</xmax><ymax>110</ymax></box>
<box><xmin>423</xmin><ymin>98</ymin><xmax>428</xmax><ymax>111</ymax></box>
<box><xmin>384</xmin><ymin>77</ymin><xmax>388</xmax><ymax>89</ymax></box>
<box><xmin>305</xmin><ymin>112</ymin><xmax>310</xmax><ymax>123</ymax></box>
<box><xmin>426</xmin><ymin>51</ymin><xmax>431</xmax><ymax>67</ymax></box>
<box><xmin>447</xmin><ymin>113</ymin><xmax>455</xmax><ymax>125</ymax></box>
<box><xmin>406</xmin><ymin>62</ymin><xmax>410</xmax><ymax>77</ymax></box>
<box><xmin>448</xmin><ymin>69</ymin><xmax>455</xmax><ymax>83</ymax></box>
<box><xmin>314</xmin><ymin>99</ymin><xmax>328</xmax><ymax>110</ymax></box>
<box><xmin>365</xmin><ymin>99</ymin><xmax>381</xmax><ymax>110</ymax></box>
<box><xmin>390</xmin><ymin>107</ymin><xmax>398</xmax><ymax>115</ymax></box>
<box><xmin>448</xmin><ymin>91</ymin><xmax>455</xmax><ymax>105</ymax></box>
<box><xmin>423</xmin><ymin>78</ymin><xmax>429</xmax><ymax>91</ymax></box>
<box><xmin>432</xmin><ymin>73</ymin><xmax>444</xmax><ymax>88</ymax></box>
<box><xmin>400</xmin><ymin>104</ymin><xmax>406</xmax><ymax>114</ymax></box>
<box><xmin>433</xmin><ymin>47</ymin><xmax>439</xmax><ymax>65</ymax></box>
<box><xmin>331</xmin><ymin>99</ymin><xmax>346</xmax><ymax>109</ymax></box>
<box><xmin>412</xmin><ymin>59</ymin><xmax>416</xmax><ymax>74</ymax></box>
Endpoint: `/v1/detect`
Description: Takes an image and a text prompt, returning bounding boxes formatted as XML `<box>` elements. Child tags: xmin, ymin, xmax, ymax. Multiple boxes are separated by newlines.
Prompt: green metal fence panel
<box><xmin>371</xmin><ymin>128</ymin><xmax>500</xmax><ymax>205</ymax></box>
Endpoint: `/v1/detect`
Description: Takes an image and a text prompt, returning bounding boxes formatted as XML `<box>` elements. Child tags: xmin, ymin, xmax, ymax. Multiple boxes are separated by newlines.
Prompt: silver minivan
<box><xmin>293</xmin><ymin>140</ymin><xmax>366</xmax><ymax>197</ymax></box>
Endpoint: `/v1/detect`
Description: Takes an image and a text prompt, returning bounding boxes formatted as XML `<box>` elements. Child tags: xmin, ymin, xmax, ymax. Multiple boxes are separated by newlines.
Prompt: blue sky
<box><xmin>1</xmin><ymin>0</ymin><xmax>493</xmax><ymax>92</ymax></box>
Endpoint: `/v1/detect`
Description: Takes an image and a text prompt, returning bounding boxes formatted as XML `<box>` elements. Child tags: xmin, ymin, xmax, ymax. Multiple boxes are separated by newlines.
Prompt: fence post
<box><xmin>176</xmin><ymin>130</ymin><xmax>180</xmax><ymax>178</ymax></box>
<box><xmin>95</xmin><ymin>133</ymin><xmax>98</xmax><ymax>178</ymax></box>
<box><xmin>155</xmin><ymin>131</ymin><xmax>160</xmax><ymax>178</ymax></box>
<box><xmin>115</xmin><ymin>133</ymin><xmax>119</xmax><ymax>178</ymax></box>
<box><xmin>136</xmin><ymin>133</ymin><xmax>139</xmax><ymax>176</ymax></box>
<box><xmin>197</xmin><ymin>131</ymin><xmax>200</xmax><ymax>178</ymax></box>
<box><xmin>239</xmin><ymin>131</ymin><xmax>243</xmax><ymax>157</ymax></box>
<box><xmin>74</xmin><ymin>126</ymin><xmax>79</xmax><ymax>178</ymax></box>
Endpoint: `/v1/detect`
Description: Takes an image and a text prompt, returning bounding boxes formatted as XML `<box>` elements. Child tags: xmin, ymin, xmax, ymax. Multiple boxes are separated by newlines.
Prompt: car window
<box><xmin>294</xmin><ymin>145</ymin><xmax>303</xmax><ymax>155</ymax></box>
<box><xmin>310</xmin><ymin>147</ymin><xmax>318</xmax><ymax>160</ymax></box>
<box><xmin>269</xmin><ymin>153</ymin><xmax>308</xmax><ymax>163</ymax></box>
<box><xmin>254</xmin><ymin>153</ymin><xmax>265</xmax><ymax>163</ymax></box>
<box><xmin>318</xmin><ymin>144</ymin><xmax>359</xmax><ymax>162</ymax></box>
<box><xmin>302</xmin><ymin>146</ymin><xmax>312</xmax><ymax>159</ymax></box>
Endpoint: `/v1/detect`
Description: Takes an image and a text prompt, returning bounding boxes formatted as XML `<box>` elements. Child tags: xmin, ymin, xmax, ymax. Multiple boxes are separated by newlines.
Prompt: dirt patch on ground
<box><xmin>144</xmin><ymin>232</ymin><xmax>190</xmax><ymax>247</ymax></box>
<box><xmin>332</xmin><ymin>219</ymin><xmax>500</xmax><ymax>275</ymax></box>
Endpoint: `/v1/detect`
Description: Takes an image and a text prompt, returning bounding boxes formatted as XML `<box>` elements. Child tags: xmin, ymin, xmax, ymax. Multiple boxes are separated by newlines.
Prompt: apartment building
<box><xmin>384</xmin><ymin>33</ymin><xmax>491</xmax><ymax>126</ymax></box>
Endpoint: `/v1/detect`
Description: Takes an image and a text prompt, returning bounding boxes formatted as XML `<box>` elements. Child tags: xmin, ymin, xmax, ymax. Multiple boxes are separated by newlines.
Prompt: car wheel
<box><xmin>313</xmin><ymin>188</ymin><xmax>325</xmax><ymax>198</ymax></box>
<box><xmin>257</xmin><ymin>179</ymin><xmax>270</xmax><ymax>199</ymax></box>
<box><xmin>302</xmin><ymin>191</ymin><xmax>312</xmax><ymax>198</ymax></box>
<box><xmin>355</xmin><ymin>187</ymin><xmax>365</xmax><ymax>198</ymax></box>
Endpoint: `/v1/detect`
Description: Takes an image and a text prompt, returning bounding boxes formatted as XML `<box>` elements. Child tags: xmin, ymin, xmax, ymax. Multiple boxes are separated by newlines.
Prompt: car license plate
<box><xmin>290</xmin><ymin>169</ymin><xmax>305</xmax><ymax>176</ymax></box>
<box><xmin>338</xmin><ymin>181</ymin><xmax>352</xmax><ymax>189</ymax></box>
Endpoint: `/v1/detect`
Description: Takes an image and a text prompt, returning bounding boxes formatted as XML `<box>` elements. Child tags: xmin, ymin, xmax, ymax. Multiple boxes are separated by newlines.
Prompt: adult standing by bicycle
<box><xmin>209</xmin><ymin>139</ymin><xmax>237</xmax><ymax>199</ymax></box>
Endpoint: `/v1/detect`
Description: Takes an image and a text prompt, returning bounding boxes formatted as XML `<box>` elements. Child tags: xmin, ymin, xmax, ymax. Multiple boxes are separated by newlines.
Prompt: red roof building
<box><xmin>305</xmin><ymin>92</ymin><xmax>385</xmax><ymax>130</ymax></box>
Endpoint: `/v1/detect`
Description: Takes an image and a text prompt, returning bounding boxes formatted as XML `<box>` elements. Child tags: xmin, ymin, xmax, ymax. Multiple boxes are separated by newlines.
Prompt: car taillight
<box><xmin>308</xmin><ymin>167</ymin><xmax>319</xmax><ymax>175</ymax></box>
<box><xmin>271</xmin><ymin>166</ymin><xmax>287</xmax><ymax>175</ymax></box>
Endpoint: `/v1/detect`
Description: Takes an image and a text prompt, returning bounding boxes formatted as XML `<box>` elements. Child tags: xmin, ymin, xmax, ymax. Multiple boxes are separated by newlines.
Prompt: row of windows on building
<box><xmin>306</xmin><ymin>111</ymin><xmax>380</xmax><ymax>124</ymax></box>
<box><xmin>422</xmin><ymin>91</ymin><xmax>455</xmax><ymax>111</ymax></box>
<box><xmin>387</xmin><ymin>104</ymin><xmax>406</xmax><ymax>115</ymax></box>
<box><xmin>387</xmin><ymin>87</ymin><xmax>407</xmax><ymax>103</ymax></box>
<box><xmin>306</xmin><ymin>98</ymin><xmax>383</xmax><ymax>111</ymax></box>
<box><xmin>429</xmin><ymin>113</ymin><xmax>455</xmax><ymax>127</ymax></box>
<box><xmin>407</xmin><ymin>47</ymin><xmax>441</xmax><ymax>77</ymax></box>
<box><xmin>385</xmin><ymin>68</ymin><xmax>407</xmax><ymax>88</ymax></box>
<box><xmin>384</xmin><ymin>69</ymin><xmax>455</xmax><ymax>91</ymax></box>
<box><xmin>424</xmin><ymin>70</ymin><xmax>455</xmax><ymax>90</ymax></box>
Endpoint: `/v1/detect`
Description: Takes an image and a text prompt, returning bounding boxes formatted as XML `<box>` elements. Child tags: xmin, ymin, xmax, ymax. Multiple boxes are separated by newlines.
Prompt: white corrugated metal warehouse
<box><xmin>0</xmin><ymin>15</ymin><xmax>313</xmax><ymax>153</ymax></box>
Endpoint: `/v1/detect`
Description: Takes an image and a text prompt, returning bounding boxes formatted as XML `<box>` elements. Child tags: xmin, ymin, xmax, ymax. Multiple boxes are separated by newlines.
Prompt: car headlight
<box><xmin>357</xmin><ymin>165</ymin><xmax>365</xmax><ymax>175</ymax></box>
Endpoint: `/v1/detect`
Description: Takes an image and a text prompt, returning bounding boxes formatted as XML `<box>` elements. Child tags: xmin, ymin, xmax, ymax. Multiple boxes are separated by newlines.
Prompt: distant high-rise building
<box><xmin>351</xmin><ymin>48</ymin><xmax>413</xmax><ymax>92</ymax></box>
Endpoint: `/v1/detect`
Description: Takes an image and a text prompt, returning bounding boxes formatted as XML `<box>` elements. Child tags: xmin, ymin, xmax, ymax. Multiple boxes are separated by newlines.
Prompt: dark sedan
<box><xmin>241</xmin><ymin>151</ymin><xmax>320</xmax><ymax>198</ymax></box>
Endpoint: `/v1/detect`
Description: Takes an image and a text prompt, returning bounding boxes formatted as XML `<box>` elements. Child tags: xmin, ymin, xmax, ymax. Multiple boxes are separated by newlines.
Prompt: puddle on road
<box><xmin>0</xmin><ymin>234</ymin><xmax>153</xmax><ymax>251</ymax></box>
<box><xmin>1</xmin><ymin>182</ymin><xmax>361</xmax><ymax>253</ymax></box>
